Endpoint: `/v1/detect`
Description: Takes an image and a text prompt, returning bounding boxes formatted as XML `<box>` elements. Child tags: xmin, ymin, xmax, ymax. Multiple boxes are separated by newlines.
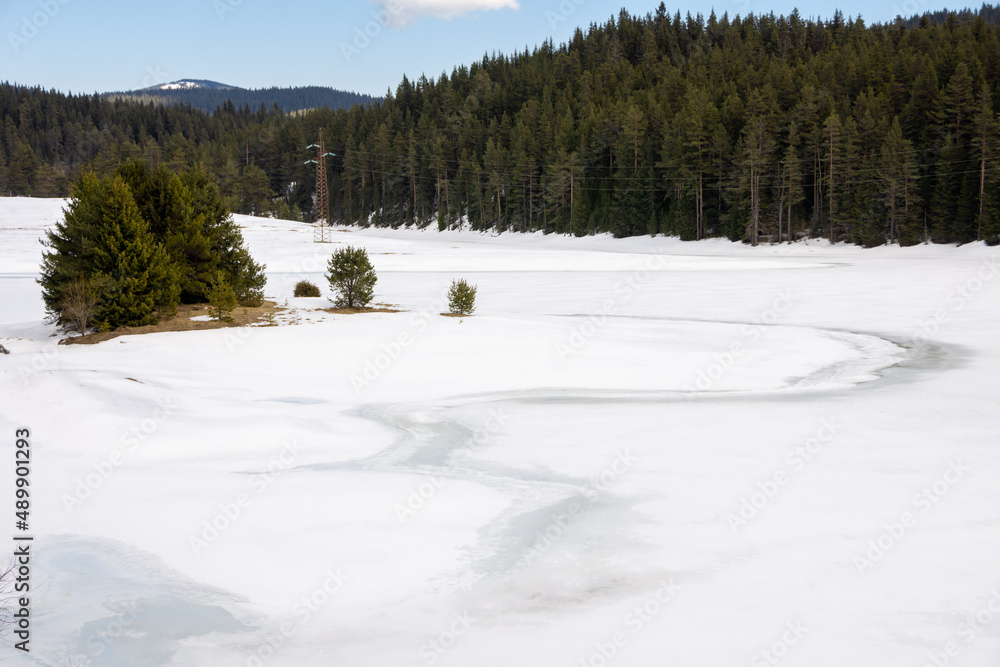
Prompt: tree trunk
<box><xmin>570</xmin><ymin>168</ymin><xmax>575</xmax><ymax>232</ymax></box>
<box><xmin>979</xmin><ymin>153</ymin><xmax>986</xmax><ymax>241</ymax></box>
<box><xmin>777</xmin><ymin>190</ymin><xmax>784</xmax><ymax>244</ymax></box>
<box><xmin>697</xmin><ymin>170</ymin><xmax>704</xmax><ymax>240</ymax></box>
<box><xmin>828</xmin><ymin>129</ymin><xmax>836</xmax><ymax>244</ymax></box>
<box><xmin>787</xmin><ymin>196</ymin><xmax>792</xmax><ymax>244</ymax></box>
<box><xmin>750</xmin><ymin>161</ymin><xmax>760</xmax><ymax>247</ymax></box>
<box><xmin>529</xmin><ymin>171</ymin><xmax>534</xmax><ymax>229</ymax></box>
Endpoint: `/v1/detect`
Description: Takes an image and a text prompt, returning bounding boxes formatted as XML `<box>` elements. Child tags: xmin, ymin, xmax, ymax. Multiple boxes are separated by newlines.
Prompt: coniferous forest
<box><xmin>3</xmin><ymin>3</ymin><xmax>1000</xmax><ymax>246</ymax></box>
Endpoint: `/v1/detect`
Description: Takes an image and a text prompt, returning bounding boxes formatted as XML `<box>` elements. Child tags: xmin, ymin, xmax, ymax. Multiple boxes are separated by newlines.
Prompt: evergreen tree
<box><xmin>39</xmin><ymin>173</ymin><xmax>180</xmax><ymax>330</ymax></box>
<box><xmin>973</xmin><ymin>88</ymin><xmax>999</xmax><ymax>242</ymax></box>
<box><xmin>7</xmin><ymin>138</ymin><xmax>38</xmax><ymax>193</ymax></box>
<box><xmin>850</xmin><ymin>182</ymin><xmax>886</xmax><ymax>247</ymax></box>
<box><xmin>208</xmin><ymin>271</ymin><xmax>238</xmax><ymax>321</ymax></box>
<box><xmin>678</xmin><ymin>90</ymin><xmax>714</xmax><ymax>240</ymax></box>
<box><xmin>823</xmin><ymin>113</ymin><xmax>843</xmax><ymax>243</ymax></box>
<box><xmin>781</xmin><ymin>122</ymin><xmax>805</xmax><ymax>243</ymax></box>
<box><xmin>326</xmin><ymin>246</ymin><xmax>377</xmax><ymax>308</ymax></box>
<box><xmin>879</xmin><ymin>118</ymin><xmax>921</xmax><ymax>245</ymax></box>
<box><xmin>983</xmin><ymin>175</ymin><xmax>1000</xmax><ymax>245</ymax></box>
<box><xmin>937</xmin><ymin>63</ymin><xmax>976</xmax><ymax>141</ymax></box>
<box><xmin>930</xmin><ymin>134</ymin><xmax>968</xmax><ymax>242</ymax></box>
<box><xmin>741</xmin><ymin>116</ymin><xmax>774</xmax><ymax>246</ymax></box>
<box><xmin>240</xmin><ymin>164</ymin><xmax>275</xmax><ymax>216</ymax></box>
<box><xmin>117</xmin><ymin>162</ymin><xmax>215</xmax><ymax>303</ymax></box>
<box><xmin>447</xmin><ymin>278</ymin><xmax>478</xmax><ymax>315</ymax></box>
<box><xmin>182</xmin><ymin>166</ymin><xmax>267</xmax><ymax>305</ymax></box>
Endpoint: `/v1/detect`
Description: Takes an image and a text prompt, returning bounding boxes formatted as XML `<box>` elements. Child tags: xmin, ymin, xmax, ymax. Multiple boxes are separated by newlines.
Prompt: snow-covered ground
<box><xmin>1</xmin><ymin>197</ymin><xmax>999</xmax><ymax>667</ymax></box>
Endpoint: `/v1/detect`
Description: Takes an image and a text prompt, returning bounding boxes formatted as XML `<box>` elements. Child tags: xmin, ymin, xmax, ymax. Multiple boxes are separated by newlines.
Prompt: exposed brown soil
<box><xmin>440</xmin><ymin>313</ymin><xmax>472</xmax><ymax>318</ymax></box>
<box><xmin>60</xmin><ymin>301</ymin><xmax>282</xmax><ymax>345</ymax></box>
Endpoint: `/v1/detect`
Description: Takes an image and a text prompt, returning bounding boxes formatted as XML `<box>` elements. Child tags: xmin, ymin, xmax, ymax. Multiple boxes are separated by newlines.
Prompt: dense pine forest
<box><xmin>2</xmin><ymin>3</ymin><xmax>999</xmax><ymax>245</ymax></box>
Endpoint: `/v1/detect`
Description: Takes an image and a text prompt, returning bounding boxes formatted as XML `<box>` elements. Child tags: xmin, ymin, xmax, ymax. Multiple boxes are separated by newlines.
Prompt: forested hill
<box><xmin>105</xmin><ymin>85</ymin><xmax>380</xmax><ymax>115</ymax></box>
<box><xmin>2</xmin><ymin>4</ymin><xmax>1000</xmax><ymax>246</ymax></box>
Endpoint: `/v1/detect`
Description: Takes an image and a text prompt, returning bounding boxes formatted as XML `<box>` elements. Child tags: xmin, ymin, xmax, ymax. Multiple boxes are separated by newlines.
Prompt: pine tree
<box><xmin>900</xmin><ymin>58</ymin><xmax>940</xmax><ymax>145</ymax></box>
<box><xmin>741</xmin><ymin>116</ymin><xmax>774</xmax><ymax>246</ymax></box>
<box><xmin>447</xmin><ymin>278</ymin><xmax>478</xmax><ymax>315</ymax></box>
<box><xmin>680</xmin><ymin>90</ymin><xmax>713</xmax><ymax>240</ymax></box>
<box><xmin>781</xmin><ymin>122</ymin><xmax>805</xmax><ymax>243</ymax></box>
<box><xmin>118</xmin><ymin>162</ymin><xmax>215</xmax><ymax>303</ymax></box>
<box><xmin>837</xmin><ymin>117</ymin><xmax>861</xmax><ymax>243</ymax></box>
<box><xmin>823</xmin><ymin>113</ymin><xmax>843</xmax><ymax>243</ymax></box>
<box><xmin>929</xmin><ymin>63</ymin><xmax>981</xmax><ymax>243</ymax></box>
<box><xmin>938</xmin><ymin>63</ymin><xmax>976</xmax><ymax>142</ymax></box>
<box><xmin>983</xmin><ymin>175</ymin><xmax>1000</xmax><ymax>246</ymax></box>
<box><xmin>431</xmin><ymin>133</ymin><xmax>452</xmax><ymax>230</ymax></box>
<box><xmin>326</xmin><ymin>246</ymin><xmax>377</xmax><ymax>308</ymax></box>
<box><xmin>484</xmin><ymin>138</ymin><xmax>508</xmax><ymax>231</ymax></box>
<box><xmin>612</xmin><ymin>165</ymin><xmax>651</xmax><ymax>238</ymax></box>
<box><xmin>973</xmin><ymin>88</ymin><xmax>999</xmax><ymax>242</ymax></box>
<box><xmin>7</xmin><ymin>138</ymin><xmax>38</xmax><ymax>194</ymax></box>
<box><xmin>208</xmin><ymin>271</ymin><xmax>237</xmax><ymax>321</ymax></box>
<box><xmin>39</xmin><ymin>173</ymin><xmax>180</xmax><ymax>330</ymax></box>
<box><xmin>879</xmin><ymin>117</ymin><xmax>921</xmax><ymax>245</ymax></box>
<box><xmin>182</xmin><ymin>167</ymin><xmax>267</xmax><ymax>305</ymax></box>
<box><xmin>849</xmin><ymin>182</ymin><xmax>886</xmax><ymax>247</ymax></box>
<box><xmin>930</xmin><ymin>135</ymin><xmax>968</xmax><ymax>242</ymax></box>
<box><xmin>240</xmin><ymin>164</ymin><xmax>274</xmax><ymax>216</ymax></box>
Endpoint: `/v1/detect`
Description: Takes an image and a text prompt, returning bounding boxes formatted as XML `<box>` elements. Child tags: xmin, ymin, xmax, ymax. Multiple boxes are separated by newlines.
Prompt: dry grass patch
<box><xmin>61</xmin><ymin>301</ymin><xmax>282</xmax><ymax>345</ymax></box>
<box><xmin>320</xmin><ymin>305</ymin><xmax>403</xmax><ymax>315</ymax></box>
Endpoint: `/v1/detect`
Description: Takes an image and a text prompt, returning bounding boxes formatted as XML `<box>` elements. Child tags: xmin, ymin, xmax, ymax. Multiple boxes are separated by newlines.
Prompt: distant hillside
<box><xmin>144</xmin><ymin>79</ymin><xmax>237</xmax><ymax>91</ymax></box>
<box><xmin>106</xmin><ymin>80</ymin><xmax>380</xmax><ymax>114</ymax></box>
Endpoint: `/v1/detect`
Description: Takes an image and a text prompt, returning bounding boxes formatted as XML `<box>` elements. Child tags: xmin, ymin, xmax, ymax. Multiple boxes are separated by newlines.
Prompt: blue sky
<box><xmin>1</xmin><ymin>0</ymin><xmax>967</xmax><ymax>96</ymax></box>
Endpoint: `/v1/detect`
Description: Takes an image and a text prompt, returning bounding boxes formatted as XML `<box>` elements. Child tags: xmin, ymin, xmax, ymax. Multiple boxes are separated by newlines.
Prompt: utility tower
<box><xmin>306</xmin><ymin>129</ymin><xmax>335</xmax><ymax>243</ymax></box>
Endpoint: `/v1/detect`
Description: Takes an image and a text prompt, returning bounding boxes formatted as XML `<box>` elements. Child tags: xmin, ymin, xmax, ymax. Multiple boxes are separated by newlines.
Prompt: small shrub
<box><xmin>326</xmin><ymin>246</ymin><xmax>377</xmax><ymax>308</ymax></box>
<box><xmin>293</xmin><ymin>280</ymin><xmax>321</xmax><ymax>298</ymax></box>
<box><xmin>59</xmin><ymin>274</ymin><xmax>109</xmax><ymax>335</ymax></box>
<box><xmin>448</xmin><ymin>278</ymin><xmax>477</xmax><ymax>315</ymax></box>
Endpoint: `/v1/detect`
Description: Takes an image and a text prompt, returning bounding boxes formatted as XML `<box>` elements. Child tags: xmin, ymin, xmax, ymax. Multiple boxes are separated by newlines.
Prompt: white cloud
<box><xmin>372</xmin><ymin>0</ymin><xmax>520</xmax><ymax>28</ymax></box>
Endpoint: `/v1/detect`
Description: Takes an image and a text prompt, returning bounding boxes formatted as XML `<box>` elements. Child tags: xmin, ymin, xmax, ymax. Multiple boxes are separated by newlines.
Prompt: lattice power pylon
<box><xmin>306</xmin><ymin>129</ymin><xmax>335</xmax><ymax>243</ymax></box>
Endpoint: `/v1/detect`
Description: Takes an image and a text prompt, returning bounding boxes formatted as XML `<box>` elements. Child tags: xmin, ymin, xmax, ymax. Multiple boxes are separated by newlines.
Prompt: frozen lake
<box><xmin>1</xmin><ymin>198</ymin><xmax>998</xmax><ymax>666</ymax></box>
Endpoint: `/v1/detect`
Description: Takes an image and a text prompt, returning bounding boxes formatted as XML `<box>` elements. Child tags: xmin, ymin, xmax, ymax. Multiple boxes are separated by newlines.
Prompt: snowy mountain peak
<box><xmin>144</xmin><ymin>79</ymin><xmax>236</xmax><ymax>91</ymax></box>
